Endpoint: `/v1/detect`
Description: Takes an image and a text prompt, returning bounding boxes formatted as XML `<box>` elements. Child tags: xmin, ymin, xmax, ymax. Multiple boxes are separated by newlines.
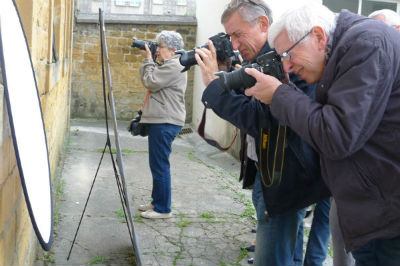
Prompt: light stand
<box><xmin>67</xmin><ymin>9</ymin><xmax>142</xmax><ymax>266</ymax></box>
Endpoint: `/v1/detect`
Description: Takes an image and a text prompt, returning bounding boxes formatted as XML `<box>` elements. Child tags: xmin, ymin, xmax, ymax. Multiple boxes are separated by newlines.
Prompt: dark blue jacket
<box><xmin>201</xmin><ymin>44</ymin><xmax>330</xmax><ymax>216</ymax></box>
<box><xmin>270</xmin><ymin>11</ymin><xmax>400</xmax><ymax>251</ymax></box>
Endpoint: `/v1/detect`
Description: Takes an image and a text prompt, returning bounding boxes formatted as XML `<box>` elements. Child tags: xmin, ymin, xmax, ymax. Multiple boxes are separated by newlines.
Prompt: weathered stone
<box><xmin>0</xmin><ymin>1</ymin><xmax>73</xmax><ymax>265</ymax></box>
<box><xmin>71</xmin><ymin>22</ymin><xmax>196</xmax><ymax>121</ymax></box>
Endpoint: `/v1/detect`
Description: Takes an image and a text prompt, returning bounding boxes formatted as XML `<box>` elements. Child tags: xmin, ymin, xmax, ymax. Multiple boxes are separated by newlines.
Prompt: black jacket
<box><xmin>270</xmin><ymin>10</ymin><xmax>400</xmax><ymax>251</ymax></box>
<box><xmin>201</xmin><ymin>44</ymin><xmax>330</xmax><ymax>216</ymax></box>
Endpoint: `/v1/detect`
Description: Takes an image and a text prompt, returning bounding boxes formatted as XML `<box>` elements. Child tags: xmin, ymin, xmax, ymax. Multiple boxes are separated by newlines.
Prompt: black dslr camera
<box><xmin>131</xmin><ymin>37</ymin><xmax>158</xmax><ymax>56</ymax></box>
<box><xmin>127</xmin><ymin>110</ymin><xmax>149</xmax><ymax>137</ymax></box>
<box><xmin>230</xmin><ymin>50</ymin><xmax>242</xmax><ymax>68</ymax></box>
<box><xmin>175</xmin><ymin>32</ymin><xmax>235</xmax><ymax>72</ymax></box>
<box><xmin>215</xmin><ymin>51</ymin><xmax>285</xmax><ymax>91</ymax></box>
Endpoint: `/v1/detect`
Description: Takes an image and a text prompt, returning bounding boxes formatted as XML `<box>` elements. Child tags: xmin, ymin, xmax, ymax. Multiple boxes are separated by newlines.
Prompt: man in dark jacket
<box><xmin>244</xmin><ymin>2</ymin><xmax>400</xmax><ymax>265</ymax></box>
<box><xmin>194</xmin><ymin>1</ymin><xmax>330</xmax><ymax>265</ymax></box>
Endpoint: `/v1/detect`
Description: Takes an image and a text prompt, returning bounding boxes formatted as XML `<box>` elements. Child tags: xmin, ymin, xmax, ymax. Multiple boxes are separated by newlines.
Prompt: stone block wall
<box><xmin>71</xmin><ymin>20</ymin><xmax>196</xmax><ymax>121</ymax></box>
<box><xmin>0</xmin><ymin>0</ymin><xmax>74</xmax><ymax>265</ymax></box>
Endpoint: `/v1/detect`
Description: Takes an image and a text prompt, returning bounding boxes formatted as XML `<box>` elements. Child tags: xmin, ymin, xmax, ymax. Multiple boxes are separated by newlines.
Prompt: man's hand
<box><xmin>195</xmin><ymin>40</ymin><xmax>219</xmax><ymax>87</ymax></box>
<box><xmin>244</xmin><ymin>68</ymin><xmax>282</xmax><ymax>104</ymax></box>
<box><xmin>140</xmin><ymin>44</ymin><xmax>152</xmax><ymax>59</ymax></box>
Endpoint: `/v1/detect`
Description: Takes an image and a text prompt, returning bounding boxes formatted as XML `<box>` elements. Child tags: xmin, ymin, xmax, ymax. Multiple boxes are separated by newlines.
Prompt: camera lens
<box><xmin>215</xmin><ymin>65</ymin><xmax>257</xmax><ymax>91</ymax></box>
<box><xmin>131</xmin><ymin>38</ymin><xmax>146</xmax><ymax>49</ymax></box>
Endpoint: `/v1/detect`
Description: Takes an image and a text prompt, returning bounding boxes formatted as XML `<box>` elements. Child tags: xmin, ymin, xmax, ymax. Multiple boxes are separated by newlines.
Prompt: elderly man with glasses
<box><xmin>244</xmin><ymin>3</ymin><xmax>400</xmax><ymax>266</ymax></box>
<box><xmin>195</xmin><ymin>1</ymin><xmax>331</xmax><ymax>265</ymax></box>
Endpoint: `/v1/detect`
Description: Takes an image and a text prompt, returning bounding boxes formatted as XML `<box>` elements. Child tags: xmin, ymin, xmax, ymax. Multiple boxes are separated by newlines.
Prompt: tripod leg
<box><xmin>66</xmin><ymin>141</ymin><xmax>108</xmax><ymax>260</ymax></box>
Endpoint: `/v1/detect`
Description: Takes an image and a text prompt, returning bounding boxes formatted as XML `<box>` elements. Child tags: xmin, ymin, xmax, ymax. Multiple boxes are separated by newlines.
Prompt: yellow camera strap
<box><xmin>258</xmin><ymin>124</ymin><xmax>287</xmax><ymax>188</ymax></box>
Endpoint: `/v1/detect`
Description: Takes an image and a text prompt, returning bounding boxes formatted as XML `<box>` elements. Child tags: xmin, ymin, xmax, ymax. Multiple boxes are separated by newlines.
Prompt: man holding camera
<box><xmin>137</xmin><ymin>30</ymin><xmax>187</xmax><ymax>219</ymax></box>
<box><xmin>195</xmin><ymin>1</ymin><xmax>330</xmax><ymax>265</ymax></box>
<box><xmin>243</xmin><ymin>3</ymin><xmax>400</xmax><ymax>265</ymax></box>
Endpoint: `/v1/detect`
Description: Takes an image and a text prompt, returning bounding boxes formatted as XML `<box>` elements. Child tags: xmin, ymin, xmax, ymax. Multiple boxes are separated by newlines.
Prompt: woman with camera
<box><xmin>138</xmin><ymin>30</ymin><xmax>187</xmax><ymax>219</ymax></box>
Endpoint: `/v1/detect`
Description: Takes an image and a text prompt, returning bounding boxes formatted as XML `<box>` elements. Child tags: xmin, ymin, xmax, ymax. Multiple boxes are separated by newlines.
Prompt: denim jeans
<box><xmin>303</xmin><ymin>197</ymin><xmax>331</xmax><ymax>266</ymax></box>
<box><xmin>352</xmin><ymin>235</ymin><xmax>400</xmax><ymax>266</ymax></box>
<box><xmin>252</xmin><ymin>172</ymin><xmax>306</xmax><ymax>266</ymax></box>
<box><xmin>148</xmin><ymin>123</ymin><xmax>181</xmax><ymax>213</ymax></box>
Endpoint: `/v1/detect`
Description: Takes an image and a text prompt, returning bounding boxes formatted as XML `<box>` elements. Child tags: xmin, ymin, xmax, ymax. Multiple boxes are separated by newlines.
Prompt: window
<box><xmin>362</xmin><ymin>0</ymin><xmax>397</xmax><ymax>16</ymax></box>
<box><xmin>115</xmin><ymin>0</ymin><xmax>141</xmax><ymax>7</ymax></box>
<box><xmin>323</xmin><ymin>0</ymin><xmax>399</xmax><ymax>15</ymax></box>
<box><xmin>152</xmin><ymin>0</ymin><xmax>163</xmax><ymax>5</ymax></box>
<box><xmin>323</xmin><ymin>0</ymin><xmax>359</xmax><ymax>13</ymax></box>
<box><xmin>177</xmin><ymin>0</ymin><xmax>187</xmax><ymax>5</ymax></box>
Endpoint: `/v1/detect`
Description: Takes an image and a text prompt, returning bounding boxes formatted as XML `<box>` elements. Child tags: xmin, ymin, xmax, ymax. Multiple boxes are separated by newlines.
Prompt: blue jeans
<box><xmin>252</xmin><ymin>172</ymin><xmax>306</xmax><ymax>266</ymax></box>
<box><xmin>303</xmin><ymin>198</ymin><xmax>331</xmax><ymax>266</ymax></box>
<box><xmin>148</xmin><ymin>123</ymin><xmax>181</xmax><ymax>213</ymax></box>
<box><xmin>352</xmin><ymin>235</ymin><xmax>400</xmax><ymax>266</ymax></box>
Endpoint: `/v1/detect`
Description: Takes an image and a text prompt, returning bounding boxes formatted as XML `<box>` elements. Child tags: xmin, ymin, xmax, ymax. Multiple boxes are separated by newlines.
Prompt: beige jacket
<box><xmin>139</xmin><ymin>55</ymin><xmax>187</xmax><ymax>126</ymax></box>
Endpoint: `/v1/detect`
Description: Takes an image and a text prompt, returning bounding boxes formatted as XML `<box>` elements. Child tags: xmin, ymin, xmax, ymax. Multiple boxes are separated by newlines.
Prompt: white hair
<box><xmin>156</xmin><ymin>31</ymin><xmax>184</xmax><ymax>50</ymax></box>
<box><xmin>368</xmin><ymin>9</ymin><xmax>400</xmax><ymax>26</ymax></box>
<box><xmin>268</xmin><ymin>2</ymin><xmax>336</xmax><ymax>48</ymax></box>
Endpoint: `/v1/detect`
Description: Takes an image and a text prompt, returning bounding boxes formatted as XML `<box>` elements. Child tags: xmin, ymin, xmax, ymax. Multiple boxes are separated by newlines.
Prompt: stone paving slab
<box><xmin>35</xmin><ymin>119</ymin><xmax>256</xmax><ymax>266</ymax></box>
<box><xmin>35</xmin><ymin>118</ymin><xmax>333</xmax><ymax>266</ymax></box>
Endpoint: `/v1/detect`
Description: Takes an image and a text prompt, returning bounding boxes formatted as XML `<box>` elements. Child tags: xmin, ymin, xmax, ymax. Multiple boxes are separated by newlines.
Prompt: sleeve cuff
<box><xmin>270</xmin><ymin>83</ymin><xmax>295</xmax><ymax>121</ymax></box>
<box><xmin>201</xmin><ymin>79</ymin><xmax>225</xmax><ymax>108</ymax></box>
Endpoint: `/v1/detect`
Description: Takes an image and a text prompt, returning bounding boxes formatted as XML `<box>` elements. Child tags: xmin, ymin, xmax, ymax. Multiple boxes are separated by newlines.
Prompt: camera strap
<box><xmin>258</xmin><ymin>124</ymin><xmax>287</xmax><ymax>188</ymax></box>
<box><xmin>143</xmin><ymin>89</ymin><xmax>149</xmax><ymax>108</ymax></box>
<box><xmin>197</xmin><ymin>108</ymin><xmax>238</xmax><ymax>151</ymax></box>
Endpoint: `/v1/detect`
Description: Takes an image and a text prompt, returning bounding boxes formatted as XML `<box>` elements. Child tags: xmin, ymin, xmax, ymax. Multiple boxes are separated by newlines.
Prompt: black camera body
<box><xmin>127</xmin><ymin>110</ymin><xmax>149</xmax><ymax>137</ymax></box>
<box><xmin>175</xmin><ymin>32</ymin><xmax>235</xmax><ymax>72</ymax></box>
<box><xmin>131</xmin><ymin>37</ymin><xmax>158</xmax><ymax>56</ymax></box>
<box><xmin>230</xmin><ymin>50</ymin><xmax>242</xmax><ymax>68</ymax></box>
<box><xmin>215</xmin><ymin>51</ymin><xmax>285</xmax><ymax>91</ymax></box>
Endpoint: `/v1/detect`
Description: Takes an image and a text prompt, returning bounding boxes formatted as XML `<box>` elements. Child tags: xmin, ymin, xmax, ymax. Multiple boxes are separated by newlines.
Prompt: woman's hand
<box><xmin>140</xmin><ymin>44</ymin><xmax>152</xmax><ymax>59</ymax></box>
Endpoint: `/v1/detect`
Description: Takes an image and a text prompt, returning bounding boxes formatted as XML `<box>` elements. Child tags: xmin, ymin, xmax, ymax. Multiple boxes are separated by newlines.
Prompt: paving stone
<box><xmin>34</xmin><ymin>119</ymin><xmax>333</xmax><ymax>266</ymax></box>
<box><xmin>35</xmin><ymin>119</ymin><xmax>256</xmax><ymax>266</ymax></box>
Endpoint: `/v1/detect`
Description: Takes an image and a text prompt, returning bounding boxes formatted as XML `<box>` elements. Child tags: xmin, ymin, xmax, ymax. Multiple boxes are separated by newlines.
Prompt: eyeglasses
<box><xmin>157</xmin><ymin>43</ymin><xmax>168</xmax><ymax>49</ymax></box>
<box><xmin>229</xmin><ymin>0</ymin><xmax>269</xmax><ymax>15</ymax></box>
<box><xmin>281</xmin><ymin>30</ymin><xmax>311</xmax><ymax>61</ymax></box>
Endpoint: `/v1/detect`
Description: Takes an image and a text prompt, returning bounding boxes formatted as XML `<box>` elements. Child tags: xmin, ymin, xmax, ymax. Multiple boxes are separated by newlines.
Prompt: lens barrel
<box><xmin>131</xmin><ymin>38</ymin><xmax>158</xmax><ymax>56</ymax></box>
<box><xmin>131</xmin><ymin>38</ymin><xmax>146</xmax><ymax>49</ymax></box>
<box><xmin>215</xmin><ymin>64</ymin><xmax>257</xmax><ymax>91</ymax></box>
<box><xmin>175</xmin><ymin>44</ymin><xmax>209</xmax><ymax>72</ymax></box>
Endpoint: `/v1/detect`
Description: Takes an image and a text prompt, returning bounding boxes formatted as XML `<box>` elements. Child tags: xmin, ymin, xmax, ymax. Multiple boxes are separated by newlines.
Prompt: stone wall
<box><xmin>76</xmin><ymin>0</ymin><xmax>197</xmax><ymax>16</ymax></box>
<box><xmin>0</xmin><ymin>0</ymin><xmax>74</xmax><ymax>265</ymax></box>
<box><xmin>71</xmin><ymin>20</ymin><xmax>197</xmax><ymax>121</ymax></box>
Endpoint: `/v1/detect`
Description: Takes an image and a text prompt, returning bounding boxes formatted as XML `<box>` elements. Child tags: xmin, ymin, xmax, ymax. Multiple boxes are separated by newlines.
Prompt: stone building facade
<box><xmin>76</xmin><ymin>0</ymin><xmax>196</xmax><ymax>17</ymax></box>
<box><xmin>0</xmin><ymin>0</ymin><xmax>74</xmax><ymax>265</ymax></box>
<box><xmin>71</xmin><ymin>0</ymin><xmax>197</xmax><ymax>121</ymax></box>
<box><xmin>72</xmin><ymin>22</ymin><xmax>196</xmax><ymax>121</ymax></box>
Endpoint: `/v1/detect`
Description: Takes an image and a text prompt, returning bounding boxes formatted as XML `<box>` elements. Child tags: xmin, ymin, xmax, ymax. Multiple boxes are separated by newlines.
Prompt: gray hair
<box><xmin>368</xmin><ymin>9</ymin><xmax>400</xmax><ymax>26</ymax></box>
<box><xmin>268</xmin><ymin>2</ymin><xmax>336</xmax><ymax>48</ymax></box>
<box><xmin>156</xmin><ymin>30</ymin><xmax>184</xmax><ymax>50</ymax></box>
<box><xmin>221</xmin><ymin>0</ymin><xmax>273</xmax><ymax>26</ymax></box>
